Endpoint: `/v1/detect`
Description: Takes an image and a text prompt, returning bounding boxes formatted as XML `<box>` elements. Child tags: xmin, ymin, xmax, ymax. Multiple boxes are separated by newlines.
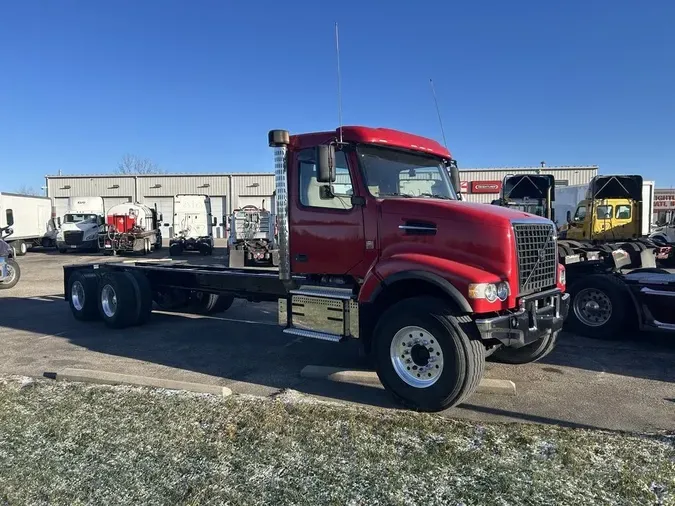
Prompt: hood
<box><xmin>61</xmin><ymin>220</ymin><xmax>99</xmax><ymax>232</ymax></box>
<box><xmin>379</xmin><ymin>198</ymin><xmax>552</xmax><ymax>277</ymax></box>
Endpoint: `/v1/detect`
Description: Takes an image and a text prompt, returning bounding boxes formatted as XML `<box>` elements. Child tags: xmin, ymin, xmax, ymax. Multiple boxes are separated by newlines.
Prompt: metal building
<box><xmin>459</xmin><ymin>166</ymin><xmax>598</xmax><ymax>204</ymax></box>
<box><xmin>46</xmin><ymin>165</ymin><xmax>598</xmax><ymax>237</ymax></box>
<box><xmin>46</xmin><ymin>173</ymin><xmax>275</xmax><ymax>238</ymax></box>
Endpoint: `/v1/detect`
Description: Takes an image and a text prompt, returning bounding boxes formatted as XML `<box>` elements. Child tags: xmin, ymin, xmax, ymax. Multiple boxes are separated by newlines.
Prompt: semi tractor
<box><xmin>0</xmin><ymin>192</ymin><xmax>57</xmax><ymax>255</ymax></box>
<box><xmin>56</xmin><ymin>197</ymin><xmax>105</xmax><ymax>253</ymax></box>
<box><xmin>227</xmin><ymin>203</ymin><xmax>279</xmax><ymax>268</ymax></box>
<box><xmin>62</xmin><ymin>126</ymin><xmax>569</xmax><ymax>412</ymax></box>
<box><xmin>169</xmin><ymin>194</ymin><xmax>215</xmax><ymax>256</ymax></box>
<box><xmin>494</xmin><ymin>174</ymin><xmax>675</xmax><ymax>338</ymax></box>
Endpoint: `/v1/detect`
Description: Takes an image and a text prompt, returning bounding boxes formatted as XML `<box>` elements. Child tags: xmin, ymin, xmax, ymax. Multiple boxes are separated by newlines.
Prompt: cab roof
<box><xmin>291</xmin><ymin>126</ymin><xmax>452</xmax><ymax>159</ymax></box>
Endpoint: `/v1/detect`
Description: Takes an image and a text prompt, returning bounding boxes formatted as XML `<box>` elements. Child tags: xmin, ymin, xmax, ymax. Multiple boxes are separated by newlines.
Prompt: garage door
<box><xmin>209</xmin><ymin>196</ymin><xmax>227</xmax><ymax>239</ymax></box>
<box><xmin>143</xmin><ymin>196</ymin><xmax>174</xmax><ymax>238</ymax></box>
<box><xmin>102</xmin><ymin>197</ymin><xmax>132</xmax><ymax>214</ymax></box>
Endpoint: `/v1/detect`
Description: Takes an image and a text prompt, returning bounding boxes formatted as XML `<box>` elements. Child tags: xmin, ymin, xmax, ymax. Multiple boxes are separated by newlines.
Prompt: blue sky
<box><xmin>1</xmin><ymin>0</ymin><xmax>674</xmax><ymax>192</ymax></box>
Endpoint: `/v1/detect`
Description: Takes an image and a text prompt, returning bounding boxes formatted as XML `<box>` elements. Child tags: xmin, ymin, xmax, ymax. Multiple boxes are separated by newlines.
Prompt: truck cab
<box><xmin>168</xmin><ymin>194</ymin><xmax>215</xmax><ymax>256</ymax></box>
<box><xmin>56</xmin><ymin>197</ymin><xmax>105</xmax><ymax>253</ymax></box>
<box><xmin>565</xmin><ymin>176</ymin><xmax>643</xmax><ymax>242</ymax></box>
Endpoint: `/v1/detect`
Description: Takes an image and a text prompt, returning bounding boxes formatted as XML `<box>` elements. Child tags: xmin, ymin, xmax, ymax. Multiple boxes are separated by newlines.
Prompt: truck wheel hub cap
<box><xmin>72</xmin><ymin>281</ymin><xmax>85</xmax><ymax>311</ymax></box>
<box><xmin>390</xmin><ymin>326</ymin><xmax>444</xmax><ymax>388</ymax></box>
<box><xmin>101</xmin><ymin>285</ymin><xmax>118</xmax><ymax>318</ymax></box>
<box><xmin>573</xmin><ymin>288</ymin><xmax>612</xmax><ymax>327</ymax></box>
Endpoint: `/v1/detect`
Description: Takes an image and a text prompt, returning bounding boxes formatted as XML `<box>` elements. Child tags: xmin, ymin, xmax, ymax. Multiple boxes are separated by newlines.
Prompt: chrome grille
<box><xmin>513</xmin><ymin>222</ymin><xmax>557</xmax><ymax>295</ymax></box>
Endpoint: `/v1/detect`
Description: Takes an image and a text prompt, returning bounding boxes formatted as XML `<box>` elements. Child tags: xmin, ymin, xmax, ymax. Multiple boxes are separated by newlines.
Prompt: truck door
<box><xmin>290</xmin><ymin>147</ymin><xmax>365</xmax><ymax>275</ymax></box>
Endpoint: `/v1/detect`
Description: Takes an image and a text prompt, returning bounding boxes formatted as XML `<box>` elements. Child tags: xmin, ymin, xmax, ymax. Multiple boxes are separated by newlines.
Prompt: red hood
<box><xmin>378</xmin><ymin>198</ymin><xmax>551</xmax><ymax>278</ymax></box>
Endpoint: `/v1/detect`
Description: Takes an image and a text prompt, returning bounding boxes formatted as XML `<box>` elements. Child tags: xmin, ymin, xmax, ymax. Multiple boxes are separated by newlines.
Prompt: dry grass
<box><xmin>0</xmin><ymin>376</ymin><xmax>673</xmax><ymax>506</ymax></box>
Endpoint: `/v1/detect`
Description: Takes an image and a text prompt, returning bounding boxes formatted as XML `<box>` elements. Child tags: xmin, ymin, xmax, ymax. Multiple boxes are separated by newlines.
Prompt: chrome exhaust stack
<box><xmin>268</xmin><ymin>130</ymin><xmax>293</xmax><ymax>289</ymax></box>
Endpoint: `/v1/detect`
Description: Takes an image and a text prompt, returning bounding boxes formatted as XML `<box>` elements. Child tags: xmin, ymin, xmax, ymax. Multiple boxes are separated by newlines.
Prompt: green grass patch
<box><xmin>0</xmin><ymin>377</ymin><xmax>673</xmax><ymax>505</ymax></box>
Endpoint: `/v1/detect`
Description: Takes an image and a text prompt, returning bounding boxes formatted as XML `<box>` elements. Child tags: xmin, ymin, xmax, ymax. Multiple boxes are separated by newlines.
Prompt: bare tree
<box><xmin>116</xmin><ymin>154</ymin><xmax>165</xmax><ymax>174</ymax></box>
<box><xmin>16</xmin><ymin>185</ymin><xmax>41</xmax><ymax>196</ymax></box>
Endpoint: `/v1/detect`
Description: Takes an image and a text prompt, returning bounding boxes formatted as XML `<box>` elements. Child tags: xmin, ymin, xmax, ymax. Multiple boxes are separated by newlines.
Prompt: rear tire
<box><xmin>189</xmin><ymin>292</ymin><xmax>234</xmax><ymax>314</ymax></box>
<box><xmin>123</xmin><ymin>271</ymin><xmax>153</xmax><ymax>325</ymax></box>
<box><xmin>567</xmin><ymin>274</ymin><xmax>630</xmax><ymax>339</ymax></box>
<box><xmin>68</xmin><ymin>270</ymin><xmax>99</xmax><ymax>320</ymax></box>
<box><xmin>97</xmin><ymin>271</ymin><xmax>138</xmax><ymax>329</ymax></box>
<box><xmin>14</xmin><ymin>241</ymin><xmax>27</xmax><ymax>256</ymax></box>
<box><xmin>491</xmin><ymin>330</ymin><xmax>560</xmax><ymax>364</ymax></box>
<box><xmin>373</xmin><ymin>297</ymin><xmax>485</xmax><ymax>412</ymax></box>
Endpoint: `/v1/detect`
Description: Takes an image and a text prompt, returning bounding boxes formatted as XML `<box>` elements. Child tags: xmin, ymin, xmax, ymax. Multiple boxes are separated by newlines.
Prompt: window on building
<box><xmin>554</xmin><ymin>179</ymin><xmax>569</xmax><ymax>186</ymax></box>
<box><xmin>615</xmin><ymin>205</ymin><xmax>631</xmax><ymax>220</ymax></box>
<box><xmin>298</xmin><ymin>149</ymin><xmax>353</xmax><ymax>210</ymax></box>
<box><xmin>5</xmin><ymin>209</ymin><xmax>13</xmax><ymax>226</ymax></box>
<box><xmin>596</xmin><ymin>205</ymin><xmax>613</xmax><ymax>219</ymax></box>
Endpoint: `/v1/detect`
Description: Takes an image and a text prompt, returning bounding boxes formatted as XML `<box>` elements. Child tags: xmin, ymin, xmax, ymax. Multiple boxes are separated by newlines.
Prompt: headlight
<box><xmin>496</xmin><ymin>282</ymin><xmax>510</xmax><ymax>301</ymax></box>
<box><xmin>468</xmin><ymin>282</ymin><xmax>510</xmax><ymax>303</ymax></box>
<box><xmin>559</xmin><ymin>265</ymin><xmax>566</xmax><ymax>286</ymax></box>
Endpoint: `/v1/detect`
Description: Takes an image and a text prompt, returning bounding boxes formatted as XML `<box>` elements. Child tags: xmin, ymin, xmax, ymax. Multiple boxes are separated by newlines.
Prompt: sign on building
<box><xmin>470</xmin><ymin>181</ymin><xmax>502</xmax><ymax>194</ymax></box>
<box><xmin>654</xmin><ymin>192</ymin><xmax>675</xmax><ymax>210</ymax></box>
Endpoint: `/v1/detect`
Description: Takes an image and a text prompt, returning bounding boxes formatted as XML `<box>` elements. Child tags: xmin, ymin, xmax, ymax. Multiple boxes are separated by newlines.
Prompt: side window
<box><xmin>615</xmin><ymin>205</ymin><xmax>631</xmax><ymax>220</ymax></box>
<box><xmin>5</xmin><ymin>209</ymin><xmax>13</xmax><ymax>226</ymax></box>
<box><xmin>298</xmin><ymin>149</ymin><xmax>353</xmax><ymax>210</ymax></box>
<box><xmin>596</xmin><ymin>205</ymin><xmax>613</xmax><ymax>219</ymax></box>
<box><xmin>574</xmin><ymin>206</ymin><xmax>586</xmax><ymax>221</ymax></box>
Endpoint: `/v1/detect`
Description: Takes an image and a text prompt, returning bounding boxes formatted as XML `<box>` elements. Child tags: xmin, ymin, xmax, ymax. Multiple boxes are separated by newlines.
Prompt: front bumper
<box><xmin>57</xmin><ymin>239</ymin><xmax>98</xmax><ymax>250</ymax></box>
<box><xmin>475</xmin><ymin>289</ymin><xmax>570</xmax><ymax>348</ymax></box>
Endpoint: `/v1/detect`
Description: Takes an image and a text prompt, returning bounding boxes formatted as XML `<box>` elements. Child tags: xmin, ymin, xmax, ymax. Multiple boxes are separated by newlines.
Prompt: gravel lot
<box><xmin>1</xmin><ymin>246</ymin><xmax>674</xmax><ymax>432</ymax></box>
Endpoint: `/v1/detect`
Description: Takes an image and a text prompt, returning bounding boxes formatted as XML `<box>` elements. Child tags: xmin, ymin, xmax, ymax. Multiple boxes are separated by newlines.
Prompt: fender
<box><xmin>359</xmin><ymin>254</ymin><xmax>508</xmax><ymax>311</ymax></box>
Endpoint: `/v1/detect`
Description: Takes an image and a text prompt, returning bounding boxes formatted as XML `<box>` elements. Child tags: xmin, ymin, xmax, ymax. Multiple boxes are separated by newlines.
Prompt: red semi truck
<box><xmin>63</xmin><ymin>126</ymin><xmax>569</xmax><ymax>411</ymax></box>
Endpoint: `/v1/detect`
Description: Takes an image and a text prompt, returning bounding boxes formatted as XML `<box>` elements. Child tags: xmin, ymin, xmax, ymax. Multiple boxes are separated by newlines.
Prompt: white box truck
<box><xmin>55</xmin><ymin>197</ymin><xmax>105</xmax><ymax>253</ymax></box>
<box><xmin>0</xmin><ymin>192</ymin><xmax>57</xmax><ymax>256</ymax></box>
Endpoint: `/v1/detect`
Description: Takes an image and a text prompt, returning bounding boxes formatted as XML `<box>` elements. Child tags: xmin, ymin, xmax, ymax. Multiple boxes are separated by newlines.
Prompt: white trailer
<box><xmin>55</xmin><ymin>197</ymin><xmax>105</xmax><ymax>253</ymax></box>
<box><xmin>0</xmin><ymin>192</ymin><xmax>56</xmax><ymax>255</ymax></box>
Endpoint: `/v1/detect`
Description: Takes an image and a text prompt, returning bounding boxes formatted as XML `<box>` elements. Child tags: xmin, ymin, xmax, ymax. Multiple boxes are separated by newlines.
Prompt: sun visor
<box><xmin>502</xmin><ymin>175</ymin><xmax>555</xmax><ymax>200</ymax></box>
<box><xmin>590</xmin><ymin>175</ymin><xmax>643</xmax><ymax>200</ymax></box>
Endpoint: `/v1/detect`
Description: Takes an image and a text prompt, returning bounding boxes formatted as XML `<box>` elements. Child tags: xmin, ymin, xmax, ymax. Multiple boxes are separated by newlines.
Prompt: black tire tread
<box><xmin>123</xmin><ymin>270</ymin><xmax>153</xmax><ymax>325</ymax></box>
<box><xmin>68</xmin><ymin>270</ymin><xmax>99</xmax><ymax>320</ymax></box>
<box><xmin>98</xmin><ymin>271</ymin><xmax>137</xmax><ymax>329</ymax></box>
<box><xmin>0</xmin><ymin>259</ymin><xmax>21</xmax><ymax>289</ymax></box>
<box><xmin>491</xmin><ymin>330</ymin><xmax>559</xmax><ymax>364</ymax></box>
<box><xmin>567</xmin><ymin>273</ymin><xmax>631</xmax><ymax>339</ymax></box>
<box><xmin>374</xmin><ymin>297</ymin><xmax>485</xmax><ymax>412</ymax></box>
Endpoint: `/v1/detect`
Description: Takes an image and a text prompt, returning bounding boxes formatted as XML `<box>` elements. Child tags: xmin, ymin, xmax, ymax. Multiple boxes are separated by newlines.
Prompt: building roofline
<box><xmin>45</xmin><ymin>172</ymin><xmax>276</xmax><ymax>179</ymax></box>
<box><xmin>459</xmin><ymin>166</ymin><xmax>598</xmax><ymax>172</ymax></box>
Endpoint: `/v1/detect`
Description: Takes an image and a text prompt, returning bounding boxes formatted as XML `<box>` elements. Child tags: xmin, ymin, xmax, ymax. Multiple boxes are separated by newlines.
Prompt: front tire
<box><xmin>0</xmin><ymin>259</ymin><xmax>21</xmax><ymax>289</ymax></box>
<box><xmin>567</xmin><ymin>274</ymin><xmax>630</xmax><ymax>339</ymax></box>
<box><xmin>14</xmin><ymin>241</ymin><xmax>28</xmax><ymax>256</ymax></box>
<box><xmin>490</xmin><ymin>330</ymin><xmax>560</xmax><ymax>364</ymax></box>
<box><xmin>373</xmin><ymin>297</ymin><xmax>485</xmax><ymax>412</ymax></box>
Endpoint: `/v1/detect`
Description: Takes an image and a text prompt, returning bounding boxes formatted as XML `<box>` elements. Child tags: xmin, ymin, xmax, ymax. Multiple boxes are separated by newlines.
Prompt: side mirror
<box><xmin>566</xmin><ymin>211</ymin><xmax>572</xmax><ymax>224</ymax></box>
<box><xmin>316</xmin><ymin>145</ymin><xmax>336</xmax><ymax>183</ymax></box>
<box><xmin>447</xmin><ymin>160</ymin><xmax>461</xmax><ymax>196</ymax></box>
<box><xmin>57</xmin><ymin>217</ymin><xmax>61</xmax><ymax>227</ymax></box>
<box><xmin>159</xmin><ymin>213</ymin><xmax>163</xmax><ymax>222</ymax></box>
<box><xmin>551</xmin><ymin>209</ymin><xmax>555</xmax><ymax>223</ymax></box>
<box><xmin>6</xmin><ymin>213</ymin><xmax>14</xmax><ymax>226</ymax></box>
<box><xmin>212</xmin><ymin>217</ymin><xmax>217</xmax><ymax>226</ymax></box>
<box><xmin>319</xmin><ymin>185</ymin><xmax>334</xmax><ymax>200</ymax></box>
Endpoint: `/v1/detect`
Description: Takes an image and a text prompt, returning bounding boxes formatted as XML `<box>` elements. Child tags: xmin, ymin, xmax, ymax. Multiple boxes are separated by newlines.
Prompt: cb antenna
<box><xmin>429</xmin><ymin>78</ymin><xmax>448</xmax><ymax>150</ymax></box>
<box><xmin>335</xmin><ymin>22</ymin><xmax>343</xmax><ymax>143</ymax></box>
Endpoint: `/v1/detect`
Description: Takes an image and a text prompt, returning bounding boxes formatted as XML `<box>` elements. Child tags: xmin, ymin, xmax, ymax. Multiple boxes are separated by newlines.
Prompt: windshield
<box><xmin>64</xmin><ymin>213</ymin><xmax>98</xmax><ymax>223</ymax></box>
<box><xmin>509</xmin><ymin>203</ymin><xmax>546</xmax><ymax>217</ymax></box>
<box><xmin>357</xmin><ymin>145</ymin><xmax>457</xmax><ymax>200</ymax></box>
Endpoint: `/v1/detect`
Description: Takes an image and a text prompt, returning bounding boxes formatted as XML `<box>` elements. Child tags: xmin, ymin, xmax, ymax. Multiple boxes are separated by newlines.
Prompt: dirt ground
<box><xmin>1</xmin><ymin>245</ymin><xmax>674</xmax><ymax>432</ymax></box>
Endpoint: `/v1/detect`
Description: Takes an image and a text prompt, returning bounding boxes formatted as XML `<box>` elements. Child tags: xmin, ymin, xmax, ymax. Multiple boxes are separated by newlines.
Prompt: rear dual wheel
<box><xmin>68</xmin><ymin>270</ymin><xmax>154</xmax><ymax>328</ymax></box>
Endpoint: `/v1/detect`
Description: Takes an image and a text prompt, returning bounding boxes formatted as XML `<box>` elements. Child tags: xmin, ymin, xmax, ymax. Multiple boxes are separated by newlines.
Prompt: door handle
<box><xmin>295</xmin><ymin>254</ymin><xmax>308</xmax><ymax>262</ymax></box>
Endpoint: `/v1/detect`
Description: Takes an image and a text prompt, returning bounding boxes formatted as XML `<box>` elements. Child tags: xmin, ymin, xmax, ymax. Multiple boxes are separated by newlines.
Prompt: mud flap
<box><xmin>228</xmin><ymin>249</ymin><xmax>245</xmax><ymax>268</ymax></box>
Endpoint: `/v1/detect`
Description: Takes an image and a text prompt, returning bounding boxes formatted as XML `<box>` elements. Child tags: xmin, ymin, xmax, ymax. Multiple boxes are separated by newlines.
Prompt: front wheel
<box><xmin>373</xmin><ymin>297</ymin><xmax>485</xmax><ymax>412</ymax></box>
<box><xmin>0</xmin><ymin>259</ymin><xmax>20</xmax><ymax>289</ymax></box>
<box><xmin>490</xmin><ymin>330</ymin><xmax>560</xmax><ymax>364</ymax></box>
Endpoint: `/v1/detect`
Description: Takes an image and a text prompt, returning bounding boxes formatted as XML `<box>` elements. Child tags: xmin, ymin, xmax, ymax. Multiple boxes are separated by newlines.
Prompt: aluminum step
<box><xmin>289</xmin><ymin>285</ymin><xmax>354</xmax><ymax>300</ymax></box>
<box><xmin>282</xmin><ymin>328</ymin><xmax>343</xmax><ymax>342</ymax></box>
